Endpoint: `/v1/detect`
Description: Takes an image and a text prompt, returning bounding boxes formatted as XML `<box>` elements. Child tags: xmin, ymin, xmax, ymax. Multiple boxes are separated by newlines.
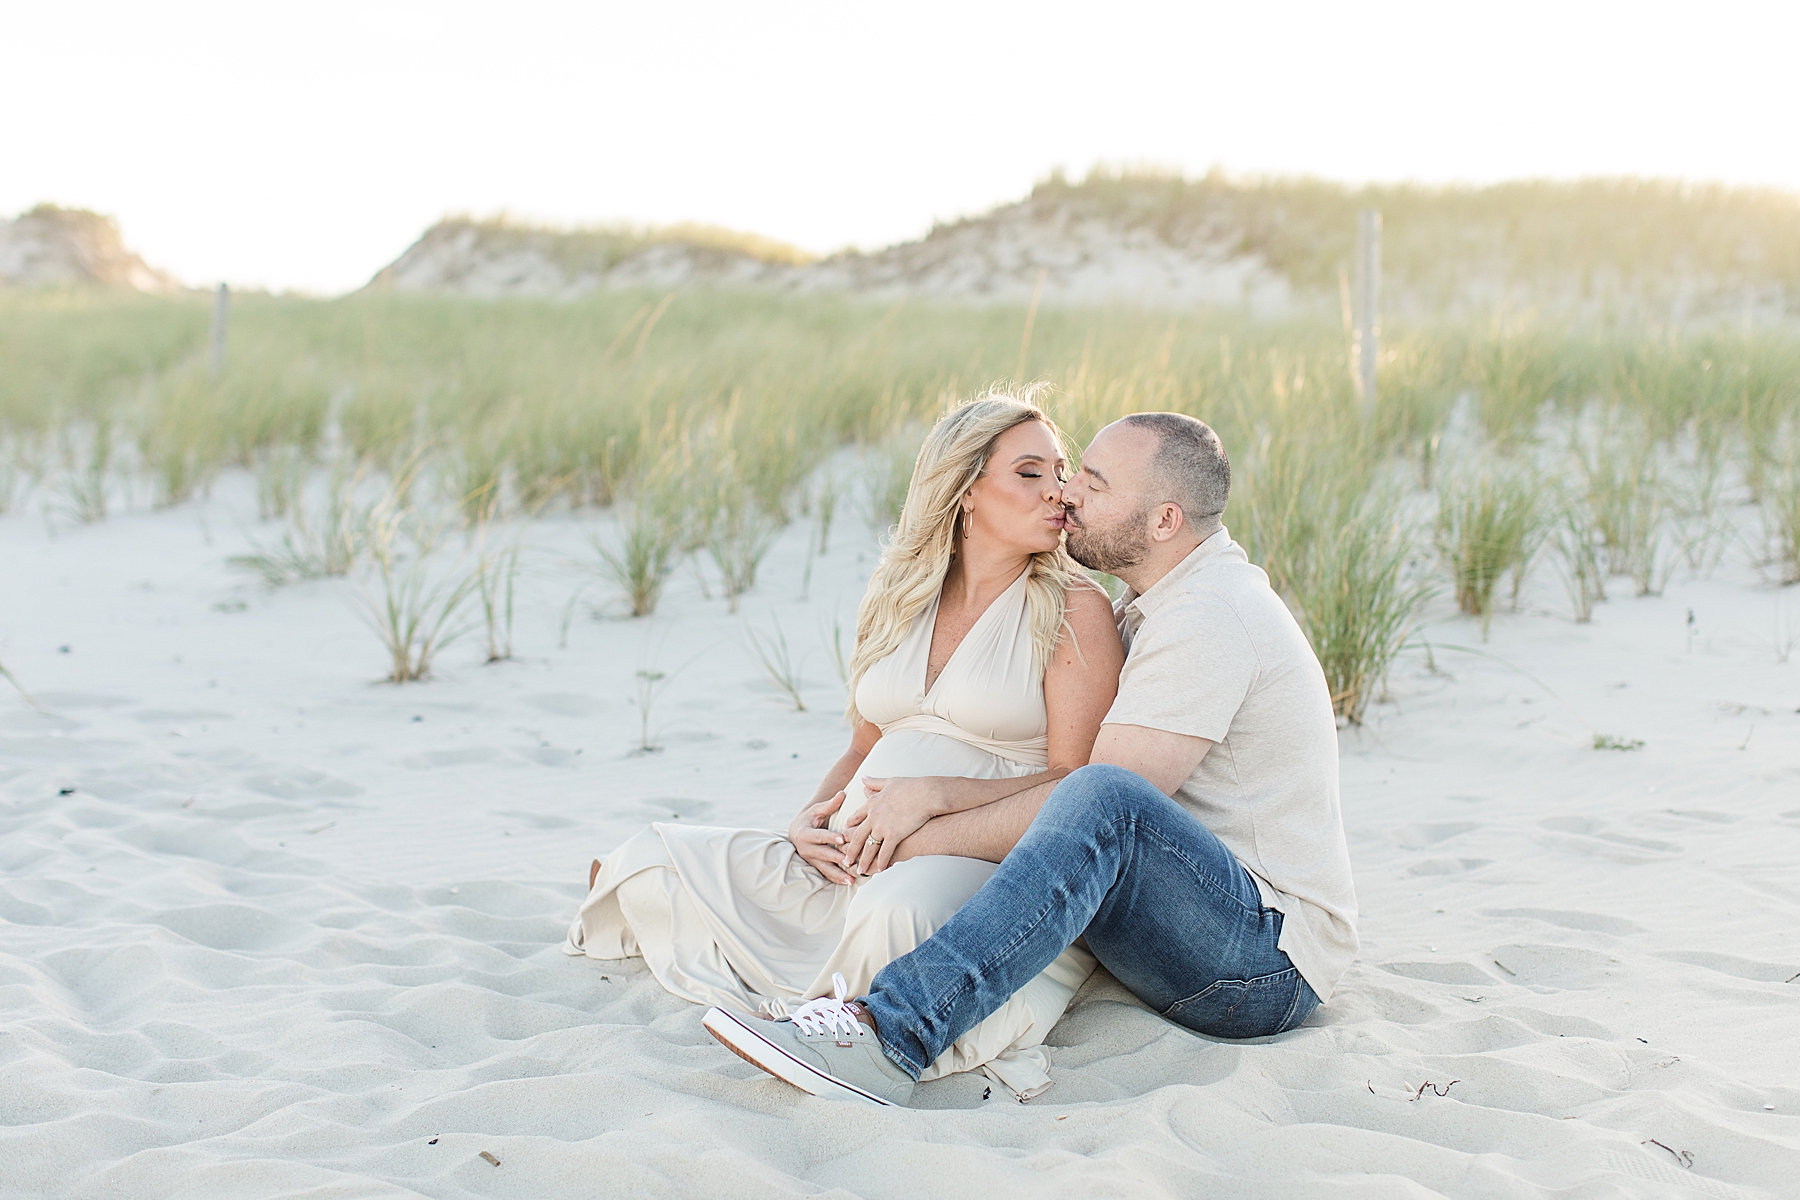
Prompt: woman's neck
<box><xmin>945</xmin><ymin>540</ymin><xmax>1031</xmax><ymax>609</ymax></box>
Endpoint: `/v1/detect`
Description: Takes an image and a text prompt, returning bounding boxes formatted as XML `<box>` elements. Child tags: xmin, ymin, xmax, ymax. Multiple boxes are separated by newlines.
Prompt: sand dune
<box><xmin>2</xmin><ymin>479</ymin><xmax>1797</xmax><ymax>1198</ymax></box>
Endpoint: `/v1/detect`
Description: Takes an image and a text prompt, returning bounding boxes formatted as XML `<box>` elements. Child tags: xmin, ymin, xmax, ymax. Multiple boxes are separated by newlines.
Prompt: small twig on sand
<box><xmin>1493</xmin><ymin>959</ymin><xmax>1517</xmax><ymax>976</ymax></box>
<box><xmin>1785</xmin><ymin>970</ymin><xmax>1799</xmax><ymax>984</ymax></box>
<box><xmin>0</xmin><ymin>658</ymin><xmax>38</xmax><ymax>709</ymax></box>
<box><xmin>1642</xmin><ymin>1139</ymin><xmax>1693</xmax><ymax>1169</ymax></box>
<box><xmin>1410</xmin><ymin>1080</ymin><xmax>1460</xmax><ymax>1101</ymax></box>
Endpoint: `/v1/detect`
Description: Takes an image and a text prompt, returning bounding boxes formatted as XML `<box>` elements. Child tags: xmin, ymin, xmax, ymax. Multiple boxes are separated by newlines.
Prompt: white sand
<box><xmin>2</xmin><ymin>477</ymin><xmax>1797</xmax><ymax>1198</ymax></box>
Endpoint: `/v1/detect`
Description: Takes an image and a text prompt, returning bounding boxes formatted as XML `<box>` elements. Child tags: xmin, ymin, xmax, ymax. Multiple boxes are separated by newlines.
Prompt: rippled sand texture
<box><xmin>2</xmin><ymin>487</ymin><xmax>1797</xmax><ymax>1198</ymax></box>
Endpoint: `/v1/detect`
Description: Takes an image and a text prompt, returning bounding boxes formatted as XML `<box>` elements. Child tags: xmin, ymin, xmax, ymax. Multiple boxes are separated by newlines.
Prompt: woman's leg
<box><xmin>573</xmin><ymin>824</ymin><xmax>861</xmax><ymax>1012</ymax></box>
<box><xmin>567</xmin><ymin>827</ymin><xmax>670</xmax><ymax>959</ymax></box>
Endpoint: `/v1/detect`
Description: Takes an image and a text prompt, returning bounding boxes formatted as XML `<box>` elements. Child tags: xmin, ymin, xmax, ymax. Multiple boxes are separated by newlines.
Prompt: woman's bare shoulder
<box><xmin>1064</xmin><ymin>577</ymin><xmax>1119</xmax><ymax>622</ymax></box>
<box><xmin>1055</xmin><ymin>578</ymin><xmax>1125</xmax><ymax>664</ymax></box>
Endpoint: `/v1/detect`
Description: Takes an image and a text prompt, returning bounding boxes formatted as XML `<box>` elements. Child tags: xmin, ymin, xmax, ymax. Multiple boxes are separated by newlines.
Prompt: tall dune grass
<box><xmin>1760</xmin><ymin>423</ymin><xmax>1800</xmax><ymax>584</ymax></box>
<box><xmin>592</xmin><ymin>501</ymin><xmax>683</xmax><ymax>618</ymax></box>
<box><xmin>1552</xmin><ymin>501</ymin><xmax>1608</xmax><ymax>623</ymax></box>
<box><xmin>1435</xmin><ymin>466</ymin><xmax>1542</xmax><ymax>636</ymax></box>
<box><xmin>3</xmin><ymin>287</ymin><xmax>1795</xmax><ymax>708</ymax></box>
<box><xmin>357</xmin><ymin>503</ymin><xmax>481</xmax><ymax>683</ymax></box>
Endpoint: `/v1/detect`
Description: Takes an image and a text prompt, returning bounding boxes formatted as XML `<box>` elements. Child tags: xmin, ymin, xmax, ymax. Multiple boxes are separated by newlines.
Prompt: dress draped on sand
<box><xmin>566</xmin><ymin>571</ymin><xmax>1096</xmax><ymax>1098</ymax></box>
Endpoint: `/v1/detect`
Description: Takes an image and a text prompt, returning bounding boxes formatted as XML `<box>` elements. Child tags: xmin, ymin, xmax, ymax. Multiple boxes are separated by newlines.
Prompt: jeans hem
<box><xmin>876</xmin><ymin>1031</ymin><xmax>924</xmax><ymax>1080</ymax></box>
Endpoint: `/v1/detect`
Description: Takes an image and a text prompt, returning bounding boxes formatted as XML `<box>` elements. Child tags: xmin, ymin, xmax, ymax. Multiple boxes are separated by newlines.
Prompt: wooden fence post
<box><xmin>1356</xmin><ymin>209</ymin><xmax>1380</xmax><ymax>420</ymax></box>
<box><xmin>210</xmin><ymin>283</ymin><xmax>230</xmax><ymax>377</ymax></box>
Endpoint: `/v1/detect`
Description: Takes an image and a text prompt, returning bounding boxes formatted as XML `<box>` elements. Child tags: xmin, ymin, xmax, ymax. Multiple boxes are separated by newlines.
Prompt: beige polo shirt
<box><xmin>1103</xmin><ymin>527</ymin><xmax>1358</xmax><ymax>1002</ymax></box>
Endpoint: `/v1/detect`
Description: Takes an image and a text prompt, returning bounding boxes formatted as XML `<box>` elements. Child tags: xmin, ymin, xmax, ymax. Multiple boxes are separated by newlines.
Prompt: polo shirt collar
<box><xmin>1121</xmin><ymin>525</ymin><xmax>1236</xmax><ymax>622</ymax></box>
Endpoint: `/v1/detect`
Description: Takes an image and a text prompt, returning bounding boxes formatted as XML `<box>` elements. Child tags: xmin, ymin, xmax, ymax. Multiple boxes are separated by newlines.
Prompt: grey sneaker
<box><xmin>704</xmin><ymin>973</ymin><xmax>915</xmax><ymax>1106</ymax></box>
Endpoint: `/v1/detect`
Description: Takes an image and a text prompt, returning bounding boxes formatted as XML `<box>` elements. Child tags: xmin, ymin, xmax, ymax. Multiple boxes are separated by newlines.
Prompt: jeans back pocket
<box><xmin>1163</xmin><ymin>968</ymin><xmax>1317</xmax><ymax>1039</ymax></box>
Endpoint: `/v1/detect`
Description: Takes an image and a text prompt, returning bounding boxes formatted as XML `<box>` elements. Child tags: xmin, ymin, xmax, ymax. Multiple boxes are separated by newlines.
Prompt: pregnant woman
<box><xmin>566</xmin><ymin>390</ymin><xmax>1123</xmax><ymax>1098</ymax></box>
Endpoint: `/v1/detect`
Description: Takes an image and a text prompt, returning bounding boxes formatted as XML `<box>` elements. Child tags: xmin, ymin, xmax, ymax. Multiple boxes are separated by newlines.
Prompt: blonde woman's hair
<box><xmin>847</xmin><ymin>386</ymin><xmax>1092</xmax><ymax>723</ymax></box>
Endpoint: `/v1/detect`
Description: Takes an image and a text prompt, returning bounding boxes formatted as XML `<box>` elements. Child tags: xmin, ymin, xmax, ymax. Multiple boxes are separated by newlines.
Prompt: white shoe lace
<box><xmin>787</xmin><ymin>973</ymin><xmax>865</xmax><ymax>1039</ymax></box>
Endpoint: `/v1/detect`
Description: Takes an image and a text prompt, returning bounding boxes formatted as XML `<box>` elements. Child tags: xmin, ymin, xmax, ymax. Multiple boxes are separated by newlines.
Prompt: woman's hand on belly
<box><xmin>788</xmin><ymin>790</ymin><xmax>855</xmax><ymax>885</ymax></box>
<box><xmin>844</xmin><ymin>777</ymin><xmax>942</xmax><ymax>876</ymax></box>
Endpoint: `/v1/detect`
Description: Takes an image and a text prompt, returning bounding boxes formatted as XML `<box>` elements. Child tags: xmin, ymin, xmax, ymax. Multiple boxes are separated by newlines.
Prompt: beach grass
<box><xmin>1299</xmin><ymin>499</ymin><xmax>1436</xmax><ymax>724</ymax></box>
<box><xmin>4</xmin><ymin>286</ymin><xmax>1796</xmax><ymax>709</ymax></box>
<box><xmin>1551</xmin><ymin>499</ymin><xmax>1609</xmax><ymax>623</ymax></box>
<box><xmin>1435</xmin><ymin>465</ymin><xmax>1543</xmax><ymax>636</ymax></box>
<box><xmin>472</xmin><ymin>528</ymin><xmax>525</xmax><ymax>663</ymax></box>
<box><xmin>230</xmin><ymin>462</ymin><xmax>372</xmax><ymax>585</ymax></box>
<box><xmin>1759</xmin><ymin>423</ymin><xmax>1800</xmax><ymax>584</ymax></box>
<box><xmin>746</xmin><ymin>613</ymin><xmax>807</xmax><ymax>712</ymax></box>
<box><xmin>357</xmin><ymin>503</ymin><xmax>481</xmax><ymax>683</ymax></box>
<box><xmin>591</xmin><ymin>501</ymin><xmax>684</xmax><ymax>619</ymax></box>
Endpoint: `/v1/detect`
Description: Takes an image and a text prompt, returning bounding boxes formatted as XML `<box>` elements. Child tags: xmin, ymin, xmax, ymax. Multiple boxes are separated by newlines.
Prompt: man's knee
<box><xmin>1046</xmin><ymin>763</ymin><xmax>1168</xmax><ymax>828</ymax></box>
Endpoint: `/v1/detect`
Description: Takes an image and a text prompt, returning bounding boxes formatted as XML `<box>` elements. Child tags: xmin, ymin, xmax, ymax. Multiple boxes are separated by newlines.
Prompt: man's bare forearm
<box><xmin>892</xmin><ymin>778</ymin><xmax>1059</xmax><ymax>863</ymax></box>
<box><xmin>892</xmin><ymin>769</ymin><xmax>1067</xmax><ymax>819</ymax></box>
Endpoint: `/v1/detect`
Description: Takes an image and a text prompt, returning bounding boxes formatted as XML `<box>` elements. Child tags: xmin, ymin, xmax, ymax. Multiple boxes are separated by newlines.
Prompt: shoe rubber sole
<box><xmin>702</xmin><ymin>1006</ymin><xmax>894</xmax><ymax>1106</ymax></box>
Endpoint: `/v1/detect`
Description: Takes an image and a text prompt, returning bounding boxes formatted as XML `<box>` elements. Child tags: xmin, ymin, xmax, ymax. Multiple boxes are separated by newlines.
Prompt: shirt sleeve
<box><xmin>1102</xmin><ymin>593</ymin><xmax>1258</xmax><ymax>743</ymax></box>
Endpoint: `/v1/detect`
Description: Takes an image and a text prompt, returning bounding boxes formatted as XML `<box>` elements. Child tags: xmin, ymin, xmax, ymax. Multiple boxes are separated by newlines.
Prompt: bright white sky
<box><xmin>8</xmin><ymin>1</ymin><xmax>1797</xmax><ymax>295</ymax></box>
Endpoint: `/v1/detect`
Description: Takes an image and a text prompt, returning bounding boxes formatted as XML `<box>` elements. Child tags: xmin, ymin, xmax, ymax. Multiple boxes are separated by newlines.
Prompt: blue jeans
<box><xmin>864</xmin><ymin>764</ymin><xmax>1320</xmax><ymax>1078</ymax></box>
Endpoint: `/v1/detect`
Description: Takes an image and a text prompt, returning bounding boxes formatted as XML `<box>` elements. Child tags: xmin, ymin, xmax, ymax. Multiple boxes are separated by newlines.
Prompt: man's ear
<box><xmin>1147</xmin><ymin>501</ymin><xmax>1186</xmax><ymax>543</ymax></box>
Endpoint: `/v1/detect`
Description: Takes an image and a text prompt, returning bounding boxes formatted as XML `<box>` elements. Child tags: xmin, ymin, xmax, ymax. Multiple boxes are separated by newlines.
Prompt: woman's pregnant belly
<box><xmin>829</xmin><ymin>729</ymin><xmax>1038</xmax><ymax>833</ymax></box>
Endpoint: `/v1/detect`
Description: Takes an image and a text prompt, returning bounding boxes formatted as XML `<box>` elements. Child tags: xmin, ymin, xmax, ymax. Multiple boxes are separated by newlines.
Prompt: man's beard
<box><xmin>1065</xmin><ymin>503</ymin><xmax>1153</xmax><ymax>574</ymax></box>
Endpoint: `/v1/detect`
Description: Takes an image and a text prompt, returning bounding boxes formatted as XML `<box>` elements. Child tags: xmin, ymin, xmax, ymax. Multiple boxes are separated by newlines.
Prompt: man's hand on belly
<box><xmin>842</xmin><ymin>778</ymin><xmax>940</xmax><ymax>875</ymax></box>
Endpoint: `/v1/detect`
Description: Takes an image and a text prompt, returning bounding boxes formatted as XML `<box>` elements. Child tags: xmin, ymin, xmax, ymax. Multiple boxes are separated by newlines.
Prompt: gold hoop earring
<box><xmin>961</xmin><ymin>508</ymin><xmax>972</xmax><ymax>541</ymax></box>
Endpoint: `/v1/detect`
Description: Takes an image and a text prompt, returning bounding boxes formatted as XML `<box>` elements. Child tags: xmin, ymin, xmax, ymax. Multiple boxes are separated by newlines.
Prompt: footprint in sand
<box><xmin>0</xmin><ymin>735</ymin><xmax>119</xmax><ymax>763</ymax></box>
<box><xmin>1537</xmin><ymin>816</ymin><xmax>1681</xmax><ymax>856</ymax></box>
<box><xmin>1487</xmin><ymin>943</ymin><xmax>1617</xmax><ymax>989</ymax></box>
<box><xmin>241</xmin><ymin>768</ymin><xmax>363</xmax><ymax>799</ymax></box>
<box><xmin>1406</xmin><ymin>857</ymin><xmax>1493</xmax><ymax>876</ymax></box>
<box><xmin>38</xmin><ymin>943</ymin><xmax>170</xmax><ymax>1021</ymax></box>
<box><xmin>636</xmin><ymin>798</ymin><xmax>713</xmax><ymax>822</ymax></box>
<box><xmin>1378</xmin><ymin>960</ymin><xmax>1497</xmax><ymax>986</ymax></box>
<box><xmin>0</xmin><ymin>709</ymin><xmax>82</xmax><ymax>733</ymax></box>
<box><xmin>132</xmin><ymin>708</ymin><xmax>233</xmax><ymax>724</ymax></box>
<box><xmin>1389</xmin><ymin>821</ymin><xmax>1480</xmax><ymax>851</ymax></box>
<box><xmin>516</xmin><ymin>746</ymin><xmax>581</xmax><ymax>767</ymax></box>
<box><xmin>523</xmin><ymin>693</ymin><xmax>609</xmax><ymax>718</ymax></box>
<box><xmin>401</xmin><ymin>747</ymin><xmax>502</xmax><ymax>770</ymax></box>
<box><xmin>29</xmin><ymin>691</ymin><xmax>136</xmax><ymax>710</ymax></box>
<box><xmin>0</xmin><ymin>885</ymin><xmax>56</xmax><ymax>926</ymax></box>
<box><xmin>1479</xmin><ymin>908</ymin><xmax>1642</xmax><ymax>935</ymax></box>
<box><xmin>1539</xmin><ymin>816</ymin><xmax>1602</xmax><ymax>835</ymax></box>
<box><xmin>1655</xmin><ymin>950</ymin><xmax>1799</xmax><ymax>983</ymax></box>
<box><xmin>151</xmin><ymin>903</ymin><xmax>313</xmax><ymax>952</ymax></box>
<box><xmin>494</xmin><ymin>809</ymin><xmax>578</xmax><ymax>830</ymax></box>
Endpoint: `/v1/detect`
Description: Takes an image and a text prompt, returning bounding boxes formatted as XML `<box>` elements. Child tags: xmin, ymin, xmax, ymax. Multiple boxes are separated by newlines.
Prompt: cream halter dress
<box><xmin>565</xmin><ymin>570</ymin><xmax>1096</xmax><ymax>1099</ymax></box>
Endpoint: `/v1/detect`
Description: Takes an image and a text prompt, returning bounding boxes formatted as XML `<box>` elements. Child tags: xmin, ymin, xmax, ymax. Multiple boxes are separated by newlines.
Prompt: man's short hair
<box><xmin>1120</xmin><ymin>412</ymin><xmax>1230</xmax><ymax>527</ymax></box>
